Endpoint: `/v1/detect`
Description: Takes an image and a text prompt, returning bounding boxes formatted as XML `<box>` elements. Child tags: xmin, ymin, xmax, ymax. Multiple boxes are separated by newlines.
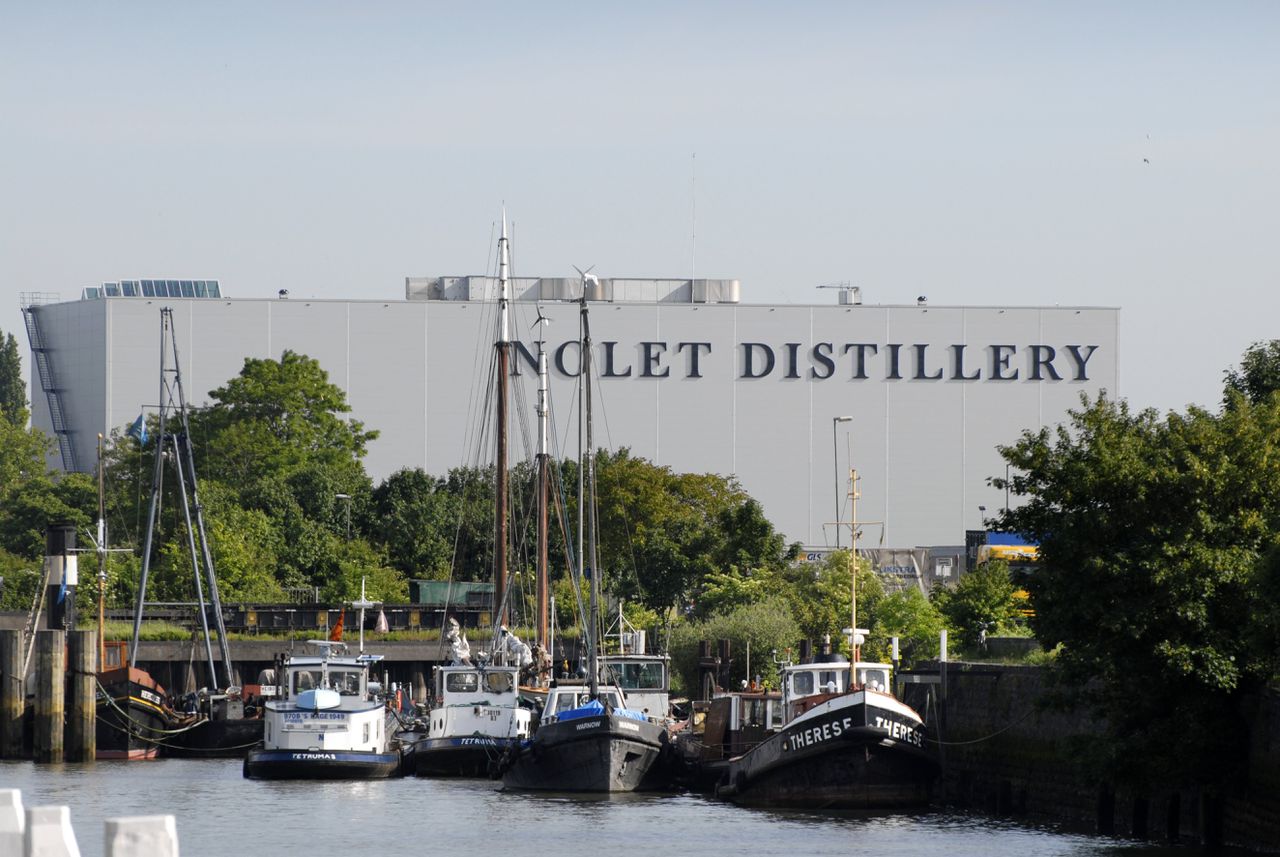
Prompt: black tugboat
<box><xmin>498</xmin><ymin>273</ymin><xmax>671</xmax><ymax>793</ymax></box>
<box><xmin>707</xmin><ymin>646</ymin><xmax>938</xmax><ymax>808</ymax></box>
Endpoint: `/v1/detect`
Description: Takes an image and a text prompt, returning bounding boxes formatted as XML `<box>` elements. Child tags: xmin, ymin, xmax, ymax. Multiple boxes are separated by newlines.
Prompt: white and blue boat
<box><xmin>415</xmin><ymin>622</ymin><xmax>534</xmax><ymax>777</ymax></box>
<box><xmin>244</xmin><ymin>640</ymin><xmax>403</xmax><ymax>780</ymax></box>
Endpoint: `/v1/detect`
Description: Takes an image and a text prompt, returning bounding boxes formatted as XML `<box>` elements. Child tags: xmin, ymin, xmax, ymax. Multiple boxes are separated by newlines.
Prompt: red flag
<box><xmin>329</xmin><ymin>610</ymin><xmax>345</xmax><ymax>641</ymax></box>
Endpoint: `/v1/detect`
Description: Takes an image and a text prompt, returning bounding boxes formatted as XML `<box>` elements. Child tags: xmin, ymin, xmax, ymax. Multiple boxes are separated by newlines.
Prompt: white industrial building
<box><xmin>23</xmin><ymin>277</ymin><xmax>1118</xmax><ymax>558</ymax></box>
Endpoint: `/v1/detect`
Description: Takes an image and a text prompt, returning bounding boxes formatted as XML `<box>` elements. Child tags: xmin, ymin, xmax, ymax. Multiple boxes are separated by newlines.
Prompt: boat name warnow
<box><xmin>509</xmin><ymin>341</ymin><xmax>1100</xmax><ymax>382</ymax></box>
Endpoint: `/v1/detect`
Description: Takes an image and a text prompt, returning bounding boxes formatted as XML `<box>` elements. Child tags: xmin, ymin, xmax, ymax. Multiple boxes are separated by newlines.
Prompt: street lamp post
<box><xmin>335</xmin><ymin>493</ymin><xmax>352</xmax><ymax>540</ymax></box>
<box><xmin>1004</xmin><ymin>463</ymin><xmax>1011</xmax><ymax>513</ymax></box>
<box><xmin>833</xmin><ymin>416</ymin><xmax>853</xmax><ymax>547</ymax></box>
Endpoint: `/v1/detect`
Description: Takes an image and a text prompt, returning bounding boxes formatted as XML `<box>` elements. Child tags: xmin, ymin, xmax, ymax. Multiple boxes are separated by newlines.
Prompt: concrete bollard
<box><xmin>0</xmin><ymin>788</ymin><xmax>24</xmax><ymax>854</ymax></box>
<box><xmin>24</xmin><ymin>805</ymin><xmax>81</xmax><ymax>857</ymax></box>
<box><xmin>104</xmin><ymin>815</ymin><xmax>178</xmax><ymax>857</ymax></box>
<box><xmin>0</xmin><ymin>629</ymin><xmax>24</xmax><ymax>758</ymax></box>
<box><xmin>34</xmin><ymin>630</ymin><xmax>66</xmax><ymax>763</ymax></box>
<box><xmin>66</xmin><ymin>631</ymin><xmax>97</xmax><ymax>762</ymax></box>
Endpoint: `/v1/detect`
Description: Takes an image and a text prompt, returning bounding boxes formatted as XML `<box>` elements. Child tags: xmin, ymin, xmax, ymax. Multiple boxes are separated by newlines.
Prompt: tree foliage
<box><xmin>669</xmin><ymin>596</ymin><xmax>801</xmax><ymax>694</ymax></box>
<box><xmin>1223</xmin><ymin>340</ymin><xmax>1280</xmax><ymax>408</ymax></box>
<box><xmin>873</xmin><ymin>587</ymin><xmax>946</xmax><ymax>666</ymax></box>
<box><xmin>930</xmin><ymin>559</ymin><xmax>1021</xmax><ymax>649</ymax></box>
<box><xmin>995</xmin><ymin>391</ymin><xmax>1280</xmax><ymax>787</ymax></box>
<box><xmin>0</xmin><ymin>330</ymin><xmax>26</xmax><ymax>426</ymax></box>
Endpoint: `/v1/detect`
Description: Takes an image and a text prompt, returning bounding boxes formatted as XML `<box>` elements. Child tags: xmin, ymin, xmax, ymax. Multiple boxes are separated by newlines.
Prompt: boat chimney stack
<box><xmin>44</xmin><ymin>522</ymin><xmax>78</xmax><ymax>630</ymax></box>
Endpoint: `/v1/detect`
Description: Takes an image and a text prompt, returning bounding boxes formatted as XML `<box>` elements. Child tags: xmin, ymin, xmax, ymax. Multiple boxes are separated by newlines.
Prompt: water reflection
<box><xmin>0</xmin><ymin>760</ymin><xmax>1246</xmax><ymax>857</ymax></box>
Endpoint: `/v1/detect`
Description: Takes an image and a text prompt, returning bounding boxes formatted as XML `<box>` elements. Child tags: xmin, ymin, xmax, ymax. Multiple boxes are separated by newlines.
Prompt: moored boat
<box><xmin>710</xmin><ymin>651</ymin><xmax>938</xmax><ymax>808</ymax></box>
<box><xmin>498</xmin><ymin>279</ymin><xmax>672</xmax><ymax>793</ymax></box>
<box><xmin>95</xmin><ymin>665</ymin><xmax>182</xmax><ymax>760</ymax></box>
<box><xmin>243</xmin><ymin>640</ymin><xmax>403</xmax><ymax>780</ymax></box>
<box><xmin>500</xmin><ymin>682</ymin><xmax>670</xmax><ymax>792</ymax></box>
<box><xmin>414</xmin><ymin>621</ymin><xmax>534</xmax><ymax>777</ymax></box>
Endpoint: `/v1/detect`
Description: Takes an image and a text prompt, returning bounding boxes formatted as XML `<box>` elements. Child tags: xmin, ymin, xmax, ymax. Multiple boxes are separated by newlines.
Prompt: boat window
<box><xmin>292</xmin><ymin>670</ymin><xmax>323</xmax><ymax>694</ymax></box>
<box><xmin>859</xmin><ymin>667</ymin><xmax>889</xmax><ymax>692</ymax></box>
<box><xmin>742</xmin><ymin>698</ymin><xmax>768</xmax><ymax>727</ymax></box>
<box><xmin>484</xmin><ymin>672</ymin><xmax>513</xmax><ymax>694</ymax></box>
<box><xmin>333</xmin><ymin>670</ymin><xmax>361</xmax><ymax>695</ymax></box>
<box><xmin>554</xmin><ymin>692</ymin><xmax>585</xmax><ymax>714</ymax></box>
<box><xmin>817</xmin><ymin>670</ymin><xmax>847</xmax><ymax>694</ymax></box>
<box><xmin>446</xmin><ymin>672</ymin><xmax>479</xmax><ymax>693</ymax></box>
<box><xmin>599</xmin><ymin>691</ymin><xmax>621</xmax><ymax>709</ymax></box>
<box><xmin>769</xmin><ymin>700</ymin><xmax>783</xmax><ymax>729</ymax></box>
<box><xmin>791</xmin><ymin>671</ymin><xmax>814</xmax><ymax>697</ymax></box>
<box><xmin>610</xmin><ymin>662</ymin><xmax>665</xmax><ymax>689</ymax></box>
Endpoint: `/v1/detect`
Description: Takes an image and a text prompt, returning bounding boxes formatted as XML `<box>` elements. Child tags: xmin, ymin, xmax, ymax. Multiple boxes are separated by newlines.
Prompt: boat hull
<box><xmin>501</xmin><ymin>712</ymin><xmax>669</xmax><ymax>792</ymax></box>
<box><xmin>95</xmin><ymin>667</ymin><xmax>176</xmax><ymax>760</ymax></box>
<box><xmin>715</xmin><ymin>694</ymin><xmax>938</xmax><ymax>809</ymax></box>
<box><xmin>243</xmin><ymin>748</ymin><xmax>403</xmax><ymax>780</ymax></box>
<box><xmin>161</xmin><ymin>717</ymin><xmax>264</xmax><ymax>758</ymax></box>
<box><xmin>414</xmin><ymin>735</ymin><xmax>514</xmax><ymax>777</ymax></box>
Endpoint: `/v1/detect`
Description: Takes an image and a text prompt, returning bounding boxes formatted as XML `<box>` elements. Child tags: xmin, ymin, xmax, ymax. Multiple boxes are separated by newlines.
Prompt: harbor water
<box><xmin>1</xmin><ymin>759</ymin><xmax>1242</xmax><ymax>857</ymax></box>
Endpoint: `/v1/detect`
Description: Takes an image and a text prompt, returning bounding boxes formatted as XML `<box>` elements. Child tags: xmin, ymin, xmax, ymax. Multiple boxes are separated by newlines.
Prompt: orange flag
<box><xmin>329</xmin><ymin>610</ymin><xmax>345</xmax><ymax>641</ymax></box>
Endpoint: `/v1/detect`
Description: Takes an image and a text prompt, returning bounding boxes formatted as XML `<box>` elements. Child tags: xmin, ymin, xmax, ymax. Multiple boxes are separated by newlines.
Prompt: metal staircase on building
<box><xmin>20</xmin><ymin>293</ymin><xmax>79</xmax><ymax>472</ymax></box>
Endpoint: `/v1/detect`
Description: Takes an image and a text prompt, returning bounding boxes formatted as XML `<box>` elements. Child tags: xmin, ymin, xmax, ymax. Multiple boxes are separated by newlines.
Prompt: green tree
<box><xmin>193</xmin><ymin>350</ymin><xmax>378</xmax><ymax>488</ymax></box>
<box><xmin>669</xmin><ymin>596</ymin><xmax>801</xmax><ymax>695</ymax></box>
<box><xmin>0</xmin><ymin>417</ymin><xmax>50</xmax><ymax>499</ymax></box>
<box><xmin>371</xmin><ymin>468</ymin><xmax>459</xmax><ymax>578</ymax></box>
<box><xmin>593</xmin><ymin>450</ymin><xmax>793</xmax><ymax>617</ymax></box>
<box><xmin>1223</xmin><ymin>340</ymin><xmax>1280</xmax><ymax>408</ymax></box>
<box><xmin>931</xmin><ymin>559</ymin><xmax>1021</xmax><ymax>649</ymax></box>
<box><xmin>0</xmin><ymin>331</ymin><xmax>26</xmax><ymax>426</ymax></box>
<box><xmin>996</xmin><ymin>392</ymin><xmax>1280</xmax><ymax>788</ymax></box>
<box><xmin>0</xmin><ymin>472</ymin><xmax>96</xmax><ymax>559</ymax></box>
<box><xmin>872</xmin><ymin>587</ymin><xmax>945</xmax><ymax>666</ymax></box>
<box><xmin>776</xmin><ymin>550</ymin><xmax>883</xmax><ymax>649</ymax></box>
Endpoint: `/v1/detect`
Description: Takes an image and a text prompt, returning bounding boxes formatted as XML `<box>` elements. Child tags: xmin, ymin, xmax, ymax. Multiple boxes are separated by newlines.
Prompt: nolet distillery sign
<box><xmin>508</xmin><ymin>340</ymin><xmax>1101</xmax><ymax>382</ymax></box>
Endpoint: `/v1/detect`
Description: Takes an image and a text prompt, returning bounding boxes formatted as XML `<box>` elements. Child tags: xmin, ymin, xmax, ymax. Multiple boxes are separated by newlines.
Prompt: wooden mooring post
<box><xmin>67</xmin><ymin>629</ymin><xmax>96</xmax><ymax>762</ymax></box>
<box><xmin>0</xmin><ymin>629</ymin><xmax>23</xmax><ymax>759</ymax></box>
<box><xmin>34</xmin><ymin>630</ymin><xmax>65</xmax><ymax>763</ymax></box>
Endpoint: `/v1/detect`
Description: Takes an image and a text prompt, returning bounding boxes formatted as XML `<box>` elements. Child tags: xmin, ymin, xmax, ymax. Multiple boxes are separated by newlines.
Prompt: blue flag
<box><xmin>128</xmin><ymin>413</ymin><xmax>148</xmax><ymax>445</ymax></box>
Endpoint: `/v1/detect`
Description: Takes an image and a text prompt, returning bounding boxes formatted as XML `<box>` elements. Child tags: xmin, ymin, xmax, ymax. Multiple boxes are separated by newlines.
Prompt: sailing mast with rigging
<box><xmin>498</xmin><ymin>274</ymin><xmax>672</xmax><ymax>792</ymax></box>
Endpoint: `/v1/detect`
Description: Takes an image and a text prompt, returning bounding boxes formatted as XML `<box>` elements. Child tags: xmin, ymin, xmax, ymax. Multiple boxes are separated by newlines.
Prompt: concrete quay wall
<box><xmin>904</xmin><ymin>663</ymin><xmax>1280</xmax><ymax>850</ymax></box>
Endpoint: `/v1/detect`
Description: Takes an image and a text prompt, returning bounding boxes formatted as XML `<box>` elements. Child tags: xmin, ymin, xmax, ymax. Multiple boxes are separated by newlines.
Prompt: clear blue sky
<box><xmin>2</xmin><ymin>2</ymin><xmax>1277</xmax><ymax>415</ymax></box>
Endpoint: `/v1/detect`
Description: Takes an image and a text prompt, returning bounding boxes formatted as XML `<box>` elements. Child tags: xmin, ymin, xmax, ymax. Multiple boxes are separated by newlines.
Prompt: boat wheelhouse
<box><xmin>415</xmin><ymin>660</ymin><xmax>533</xmax><ymax>777</ymax></box>
<box><xmin>708</xmin><ymin>649</ymin><xmax>938</xmax><ymax>808</ymax></box>
<box><xmin>243</xmin><ymin>641</ymin><xmax>403</xmax><ymax>780</ymax></box>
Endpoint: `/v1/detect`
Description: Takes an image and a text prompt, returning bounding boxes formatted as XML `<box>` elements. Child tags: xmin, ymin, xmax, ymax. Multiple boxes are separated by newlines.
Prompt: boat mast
<box><xmin>581</xmin><ymin>294</ymin><xmax>600</xmax><ymax>701</ymax></box>
<box><xmin>170</xmin><ymin>318</ymin><xmax>234</xmax><ymax>688</ymax></box>
<box><xmin>535</xmin><ymin>319</ymin><xmax>550</xmax><ymax>658</ymax></box>
<box><xmin>849</xmin><ymin>466</ymin><xmax>859</xmax><ymax>663</ymax></box>
<box><xmin>96</xmin><ymin>433</ymin><xmax>106</xmax><ymax>671</ymax></box>
<box><xmin>130</xmin><ymin>312</ymin><xmax>171</xmax><ymax>667</ymax></box>
<box><xmin>493</xmin><ymin>213</ymin><xmax>511</xmax><ymax>629</ymax></box>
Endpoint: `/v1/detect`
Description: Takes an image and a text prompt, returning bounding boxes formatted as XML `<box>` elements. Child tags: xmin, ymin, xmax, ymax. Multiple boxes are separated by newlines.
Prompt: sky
<box><xmin>2</xmin><ymin>1</ymin><xmax>1278</xmax><ymax>415</ymax></box>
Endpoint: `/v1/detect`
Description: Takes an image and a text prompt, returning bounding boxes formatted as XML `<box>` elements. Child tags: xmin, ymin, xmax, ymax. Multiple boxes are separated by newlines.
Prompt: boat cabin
<box><xmin>279</xmin><ymin>642</ymin><xmax>382</xmax><ymax>703</ymax></box>
<box><xmin>432</xmin><ymin>664</ymin><xmax>520</xmax><ymax>707</ymax></box>
<box><xmin>696</xmin><ymin>691</ymin><xmax>784</xmax><ymax>760</ymax></box>
<box><xmin>601</xmin><ymin>654</ymin><xmax>669</xmax><ymax>718</ymax></box>
<box><xmin>781</xmin><ymin>656</ymin><xmax>894</xmax><ymax>722</ymax></box>
<box><xmin>542</xmin><ymin>684</ymin><xmax>624</xmax><ymax>724</ymax></box>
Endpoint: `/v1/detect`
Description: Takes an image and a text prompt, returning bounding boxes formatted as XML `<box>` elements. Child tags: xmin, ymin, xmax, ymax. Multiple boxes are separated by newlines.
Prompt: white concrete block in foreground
<box><xmin>105</xmin><ymin>815</ymin><xmax>178</xmax><ymax>857</ymax></box>
<box><xmin>24</xmin><ymin>805</ymin><xmax>80</xmax><ymax>857</ymax></box>
<box><xmin>0</xmin><ymin>788</ymin><xmax>25</xmax><ymax>854</ymax></box>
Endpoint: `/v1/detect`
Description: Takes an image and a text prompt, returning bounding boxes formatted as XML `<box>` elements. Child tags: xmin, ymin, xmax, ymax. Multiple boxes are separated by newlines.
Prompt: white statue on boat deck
<box><xmin>445</xmin><ymin>618</ymin><xmax>471</xmax><ymax>666</ymax></box>
<box><xmin>499</xmin><ymin>626</ymin><xmax>532</xmax><ymax>669</ymax></box>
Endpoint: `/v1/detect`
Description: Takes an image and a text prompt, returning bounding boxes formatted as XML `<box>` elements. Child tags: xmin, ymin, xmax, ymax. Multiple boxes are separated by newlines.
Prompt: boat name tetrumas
<box><xmin>510</xmin><ymin>341</ymin><xmax>1099</xmax><ymax>382</ymax></box>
